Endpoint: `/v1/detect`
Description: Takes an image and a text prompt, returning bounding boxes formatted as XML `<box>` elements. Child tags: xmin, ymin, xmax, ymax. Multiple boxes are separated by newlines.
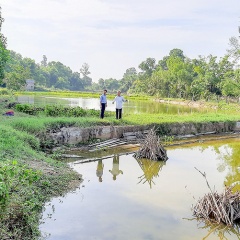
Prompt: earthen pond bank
<box><xmin>46</xmin><ymin>121</ymin><xmax>240</xmax><ymax>146</ymax></box>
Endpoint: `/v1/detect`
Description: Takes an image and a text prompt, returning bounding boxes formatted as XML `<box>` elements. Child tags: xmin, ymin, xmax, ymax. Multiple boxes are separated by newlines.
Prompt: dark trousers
<box><xmin>100</xmin><ymin>103</ymin><xmax>106</xmax><ymax>118</ymax></box>
<box><xmin>116</xmin><ymin>108</ymin><xmax>122</xmax><ymax>119</ymax></box>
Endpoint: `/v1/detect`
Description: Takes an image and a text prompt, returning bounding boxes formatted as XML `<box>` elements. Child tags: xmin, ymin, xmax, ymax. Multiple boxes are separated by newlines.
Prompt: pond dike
<box><xmin>46</xmin><ymin>121</ymin><xmax>240</xmax><ymax>147</ymax></box>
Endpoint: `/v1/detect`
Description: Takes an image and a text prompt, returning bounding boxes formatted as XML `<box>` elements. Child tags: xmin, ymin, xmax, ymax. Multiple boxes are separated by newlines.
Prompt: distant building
<box><xmin>26</xmin><ymin>79</ymin><xmax>35</xmax><ymax>91</ymax></box>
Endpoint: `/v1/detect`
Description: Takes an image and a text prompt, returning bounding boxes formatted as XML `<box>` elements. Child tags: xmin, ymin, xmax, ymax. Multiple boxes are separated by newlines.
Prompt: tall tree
<box><xmin>80</xmin><ymin>63</ymin><xmax>91</xmax><ymax>78</ymax></box>
<box><xmin>41</xmin><ymin>55</ymin><xmax>48</xmax><ymax>67</ymax></box>
<box><xmin>169</xmin><ymin>48</ymin><xmax>185</xmax><ymax>60</ymax></box>
<box><xmin>138</xmin><ymin>58</ymin><xmax>156</xmax><ymax>77</ymax></box>
<box><xmin>80</xmin><ymin>63</ymin><xmax>92</xmax><ymax>89</ymax></box>
<box><xmin>104</xmin><ymin>78</ymin><xmax>120</xmax><ymax>91</ymax></box>
<box><xmin>227</xmin><ymin>37</ymin><xmax>240</xmax><ymax>64</ymax></box>
<box><xmin>157</xmin><ymin>49</ymin><xmax>185</xmax><ymax>71</ymax></box>
<box><xmin>0</xmin><ymin>7</ymin><xmax>9</xmax><ymax>84</ymax></box>
<box><xmin>120</xmin><ymin>67</ymin><xmax>137</xmax><ymax>92</ymax></box>
<box><xmin>5</xmin><ymin>65</ymin><xmax>30</xmax><ymax>90</ymax></box>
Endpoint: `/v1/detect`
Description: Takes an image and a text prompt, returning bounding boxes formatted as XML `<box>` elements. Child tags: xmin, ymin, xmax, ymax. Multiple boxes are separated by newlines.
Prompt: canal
<box><xmin>40</xmin><ymin>137</ymin><xmax>240</xmax><ymax>240</ymax></box>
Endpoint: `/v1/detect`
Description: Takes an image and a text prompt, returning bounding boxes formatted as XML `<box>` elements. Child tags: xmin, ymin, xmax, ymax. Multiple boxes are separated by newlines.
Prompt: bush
<box><xmin>0</xmin><ymin>88</ymin><xmax>10</xmax><ymax>95</ymax></box>
<box><xmin>15</xmin><ymin>104</ymin><xmax>44</xmax><ymax>115</ymax></box>
<box><xmin>14</xmin><ymin>103</ymin><xmax>106</xmax><ymax>118</ymax></box>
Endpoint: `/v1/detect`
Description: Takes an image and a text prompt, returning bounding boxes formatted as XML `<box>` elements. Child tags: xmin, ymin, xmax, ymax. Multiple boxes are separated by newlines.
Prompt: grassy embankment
<box><xmin>12</xmin><ymin>91</ymin><xmax>240</xmax><ymax>130</ymax></box>
<box><xmin>13</xmin><ymin>90</ymin><xmax>240</xmax><ymax>125</ymax></box>
<box><xmin>0</xmin><ymin>94</ymin><xmax>81</xmax><ymax>239</ymax></box>
<box><xmin>1</xmin><ymin>89</ymin><xmax>240</xmax><ymax>239</ymax></box>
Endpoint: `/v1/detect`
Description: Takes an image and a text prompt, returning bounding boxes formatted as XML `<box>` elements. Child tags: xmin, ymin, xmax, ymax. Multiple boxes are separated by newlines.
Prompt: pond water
<box><xmin>16</xmin><ymin>95</ymin><xmax>210</xmax><ymax>114</ymax></box>
<box><xmin>40</xmin><ymin>137</ymin><xmax>240</xmax><ymax>240</ymax></box>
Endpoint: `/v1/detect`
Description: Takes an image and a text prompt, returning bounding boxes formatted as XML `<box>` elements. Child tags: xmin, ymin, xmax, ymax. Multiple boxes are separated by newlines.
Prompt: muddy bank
<box><xmin>45</xmin><ymin>121</ymin><xmax>240</xmax><ymax>147</ymax></box>
<box><xmin>156</xmin><ymin>99</ymin><xmax>216</xmax><ymax>108</ymax></box>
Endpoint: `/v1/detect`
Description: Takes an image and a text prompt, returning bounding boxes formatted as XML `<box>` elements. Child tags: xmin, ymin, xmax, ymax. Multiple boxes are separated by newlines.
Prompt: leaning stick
<box><xmin>194</xmin><ymin>167</ymin><xmax>232</xmax><ymax>225</ymax></box>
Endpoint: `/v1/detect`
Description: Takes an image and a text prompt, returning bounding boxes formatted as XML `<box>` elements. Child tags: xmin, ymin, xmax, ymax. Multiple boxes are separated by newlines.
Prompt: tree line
<box><xmin>0</xmin><ymin>7</ymin><xmax>240</xmax><ymax>100</ymax></box>
<box><xmin>3</xmin><ymin>51</ymin><xmax>92</xmax><ymax>91</ymax></box>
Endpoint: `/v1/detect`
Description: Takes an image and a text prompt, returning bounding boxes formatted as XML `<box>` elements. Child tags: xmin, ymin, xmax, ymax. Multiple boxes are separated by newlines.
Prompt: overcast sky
<box><xmin>1</xmin><ymin>0</ymin><xmax>239</xmax><ymax>82</ymax></box>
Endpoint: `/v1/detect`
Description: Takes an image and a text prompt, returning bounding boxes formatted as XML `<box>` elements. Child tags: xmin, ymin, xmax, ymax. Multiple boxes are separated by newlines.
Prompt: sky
<box><xmin>1</xmin><ymin>0</ymin><xmax>239</xmax><ymax>82</ymax></box>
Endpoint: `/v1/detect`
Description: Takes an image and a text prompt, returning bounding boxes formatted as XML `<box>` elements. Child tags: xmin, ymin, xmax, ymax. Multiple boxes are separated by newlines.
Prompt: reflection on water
<box><xmin>17</xmin><ymin>95</ymin><xmax>209</xmax><ymax>114</ymax></box>
<box><xmin>109</xmin><ymin>155</ymin><xmax>123</xmax><ymax>181</ymax></box>
<box><xmin>198</xmin><ymin>220</ymin><xmax>240</xmax><ymax>240</ymax></box>
<box><xmin>96</xmin><ymin>160</ymin><xmax>104</xmax><ymax>182</ymax></box>
<box><xmin>40</xmin><ymin>137</ymin><xmax>240</xmax><ymax>240</ymax></box>
<box><xmin>17</xmin><ymin>95</ymin><xmax>35</xmax><ymax>104</ymax></box>
<box><xmin>136</xmin><ymin>158</ymin><xmax>166</xmax><ymax>188</ymax></box>
<box><xmin>175</xmin><ymin>137</ymin><xmax>240</xmax><ymax>192</ymax></box>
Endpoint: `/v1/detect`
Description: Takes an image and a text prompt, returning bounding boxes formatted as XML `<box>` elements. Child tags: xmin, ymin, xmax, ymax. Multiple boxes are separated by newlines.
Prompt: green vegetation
<box><xmin>1</xmin><ymin>89</ymin><xmax>240</xmax><ymax>239</ymax></box>
<box><xmin>15</xmin><ymin>103</ymin><xmax>114</xmax><ymax>117</ymax></box>
<box><xmin>2</xmin><ymin>40</ymin><xmax>240</xmax><ymax>103</ymax></box>
<box><xmin>4</xmin><ymin>97</ymin><xmax>240</xmax><ymax>132</ymax></box>
<box><xmin>0</xmin><ymin>7</ymin><xmax>9</xmax><ymax>84</ymax></box>
<box><xmin>0</xmin><ymin>98</ymin><xmax>81</xmax><ymax>239</ymax></box>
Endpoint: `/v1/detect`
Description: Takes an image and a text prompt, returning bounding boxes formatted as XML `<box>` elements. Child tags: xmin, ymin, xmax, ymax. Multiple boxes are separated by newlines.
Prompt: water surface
<box><xmin>17</xmin><ymin>95</ymin><xmax>209</xmax><ymax>115</ymax></box>
<box><xmin>40</xmin><ymin>138</ymin><xmax>240</xmax><ymax>240</ymax></box>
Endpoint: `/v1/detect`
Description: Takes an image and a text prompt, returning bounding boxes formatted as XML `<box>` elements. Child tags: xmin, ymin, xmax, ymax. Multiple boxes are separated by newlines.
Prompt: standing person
<box><xmin>112</xmin><ymin>90</ymin><xmax>127</xmax><ymax>119</ymax></box>
<box><xmin>100</xmin><ymin>89</ymin><xmax>107</xmax><ymax>118</ymax></box>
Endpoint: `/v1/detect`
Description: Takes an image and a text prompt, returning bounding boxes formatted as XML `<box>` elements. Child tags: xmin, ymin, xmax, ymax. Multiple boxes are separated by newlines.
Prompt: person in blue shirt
<box><xmin>100</xmin><ymin>89</ymin><xmax>107</xmax><ymax>118</ymax></box>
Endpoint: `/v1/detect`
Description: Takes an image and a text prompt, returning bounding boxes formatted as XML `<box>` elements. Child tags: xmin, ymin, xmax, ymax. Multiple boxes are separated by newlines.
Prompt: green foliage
<box><xmin>0</xmin><ymin>160</ymin><xmax>41</xmax><ymax>207</ymax></box>
<box><xmin>0</xmin><ymin>7</ymin><xmax>9</xmax><ymax>83</ymax></box>
<box><xmin>0</xmin><ymin>106</ymin><xmax>81</xmax><ymax>238</ymax></box>
<box><xmin>0</xmin><ymin>157</ymin><xmax>79</xmax><ymax>239</ymax></box>
<box><xmin>0</xmin><ymin>160</ymin><xmax>43</xmax><ymax>239</ymax></box>
<box><xmin>120</xmin><ymin>67</ymin><xmax>137</xmax><ymax>92</ymax></box>
<box><xmin>0</xmin><ymin>87</ymin><xmax>10</xmax><ymax>95</ymax></box>
<box><xmin>3</xmin><ymin>36</ymin><xmax>240</xmax><ymax>100</ymax></box>
<box><xmin>15</xmin><ymin>103</ymin><xmax>115</xmax><ymax>118</ymax></box>
<box><xmin>4</xmin><ymin>51</ymin><xmax>91</xmax><ymax>91</ymax></box>
<box><xmin>162</xmin><ymin>135</ymin><xmax>175</xmax><ymax>145</ymax></box>
<box><xmin>0</xmin><ymin>42</ymin><xmax>9</xmax><ymax>82</ymax></box>
<box><xmin>15</xmin><ymin>103</ymin><xmax>44</xmax><ymax>115</ymax></box>
<box><xmin>45</xmin><ymin>105</ymin><xmax>87</xmax><ymax>117</ymax></box>
<box><xmin>0</xmin><ymin>125</ymin><xmax>41</xmax><ymax>161</ymax></box>
<box><xmin>5</xmin><ymin>64</ymin><xmax>30</xmax><ymax>90</ymax></box>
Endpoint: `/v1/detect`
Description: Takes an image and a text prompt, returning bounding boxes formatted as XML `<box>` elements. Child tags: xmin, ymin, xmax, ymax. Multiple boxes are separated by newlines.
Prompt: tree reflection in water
<box><xmin>219</xmin><ymin>143</ymin><xmax>240</xmax><ymax>192</ymax></box>
<box><xmin>191</xmin><ymin>138</ymin><xmax>240</xmax><ymax>191</ymax></box>
<box><xmin>203</xmin><ymin>141</ymin><xmax>240</xmax><ymax>191</ymax></box>
<box><xmin>196</xmin><ymin>219</ymin><xmax>240</xmax><ymax>240</ymax></box>
<box><xmin>136</xmin><ymin>158</ymin><xmax>166</xmax><ymax>188</ymax></box>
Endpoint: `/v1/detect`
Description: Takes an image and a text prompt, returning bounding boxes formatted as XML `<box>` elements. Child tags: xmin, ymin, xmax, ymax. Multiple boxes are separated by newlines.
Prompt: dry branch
<box><xmin>193</xmin><ymin>168</ymin><xmax>240</xmax><ymax>226</ymax></box>
<box><xmin>133</xmin><ymin>128</ymin><xmax>168</xmax><ymax>161</ymax></box>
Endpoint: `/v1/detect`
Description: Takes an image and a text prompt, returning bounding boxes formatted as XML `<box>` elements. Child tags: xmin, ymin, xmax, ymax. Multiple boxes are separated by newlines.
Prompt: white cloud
<box><xmin>1</xmin><ymin>0</ymin><xmax>239</xmax><ymax>81</ymax></box>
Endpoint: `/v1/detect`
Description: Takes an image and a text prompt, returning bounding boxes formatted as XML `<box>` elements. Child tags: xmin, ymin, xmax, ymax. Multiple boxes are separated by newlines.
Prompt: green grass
<box><xmin>2</xmin><ymin>101</ymin><xmax>240</xmax><ymax>135</ymax></box>
<box><xmin>0</xmin><ymin>125</ymin><xmax>41</xmax><ymax>159</ymax></box>
<box><xmin>15</xmin><ymin>90</ymin><xmax>153</xmax><ymax>101</ymax></box>
<box><xmin>0</xmin><ymin>100</ymin><xmax>81</xmax><ymax>239</ymax></box>
<box><xmin>123</xmin><ymin>111</ymin><xmax>240</xmax><ymax>125</ymax></box>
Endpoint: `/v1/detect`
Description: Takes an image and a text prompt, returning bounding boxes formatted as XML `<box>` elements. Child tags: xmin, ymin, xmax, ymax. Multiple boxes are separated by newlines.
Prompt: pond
<box><xmin>40</xmin><ymin>137</ymin><xmax>240</xmax><ymax>240</ymax></box>
<box><xmin>16</xmin><ymin>95</ymin><xmax>210</xmax><ymax>115</ymax></box>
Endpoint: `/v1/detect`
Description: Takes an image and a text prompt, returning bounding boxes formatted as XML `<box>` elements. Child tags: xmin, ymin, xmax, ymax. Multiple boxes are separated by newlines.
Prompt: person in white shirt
<box><xmin>112</xmin><ymin>90</ymin><xmax>127</xmax><ymax>119</ymax></box>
